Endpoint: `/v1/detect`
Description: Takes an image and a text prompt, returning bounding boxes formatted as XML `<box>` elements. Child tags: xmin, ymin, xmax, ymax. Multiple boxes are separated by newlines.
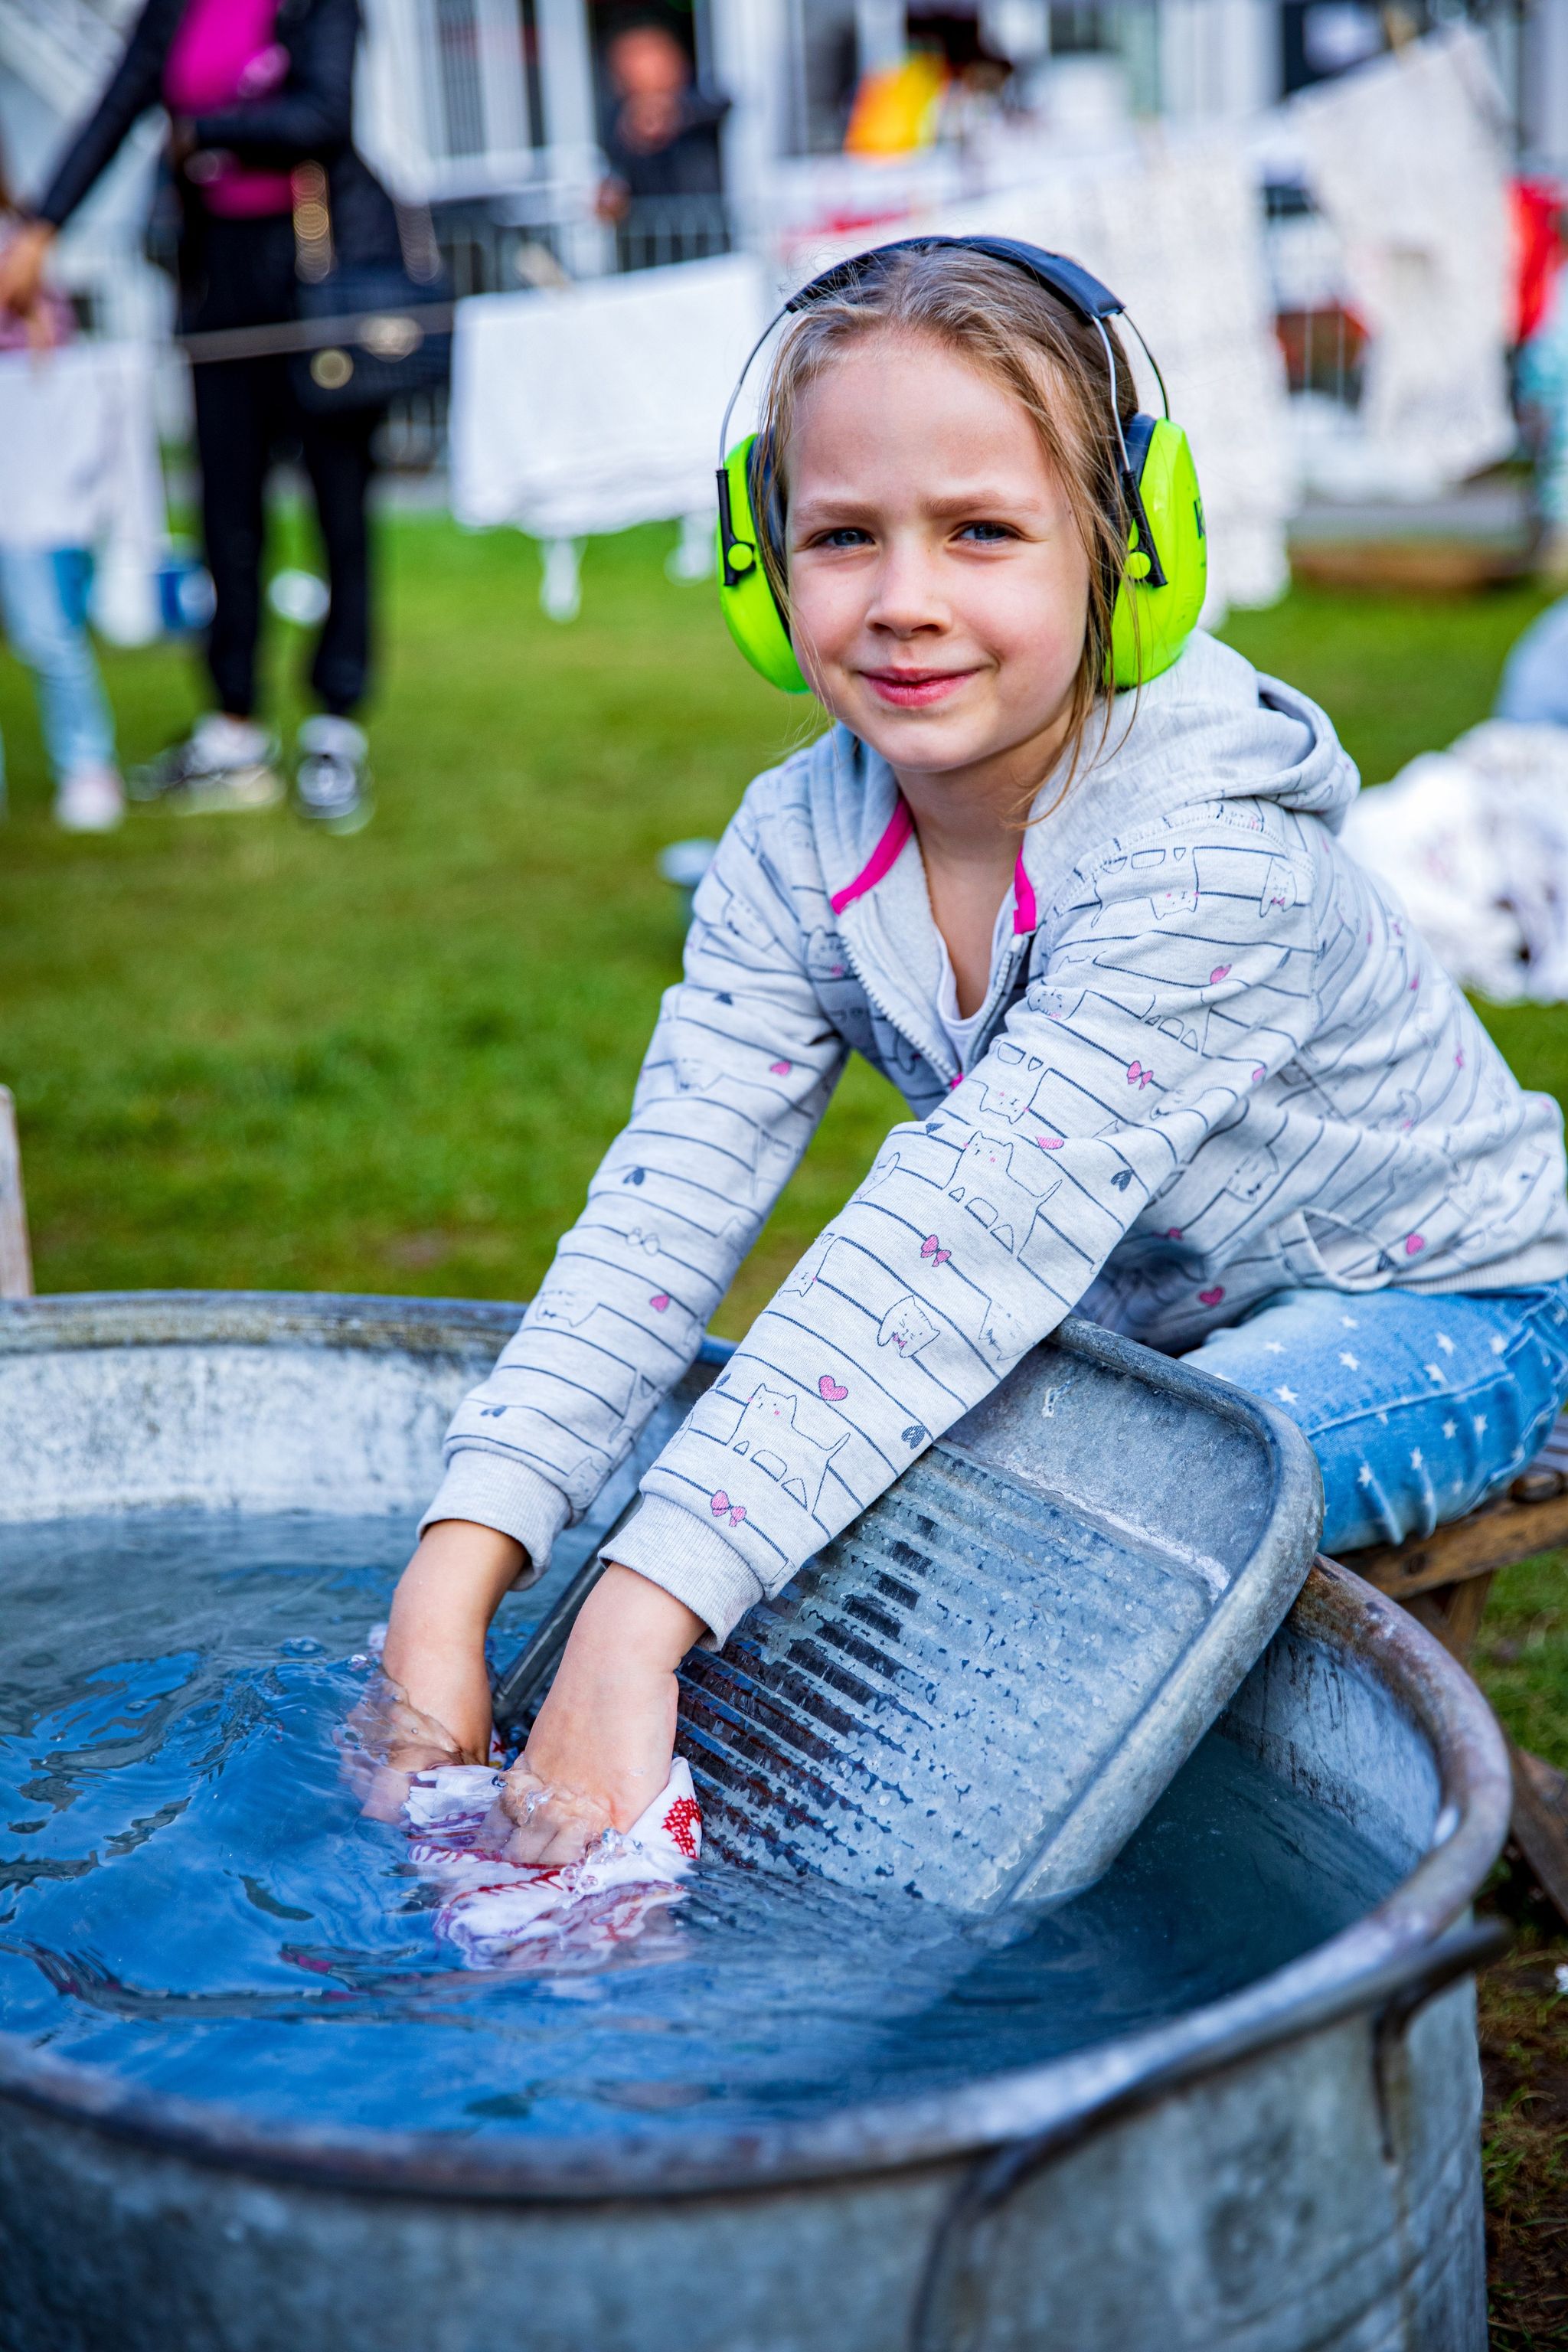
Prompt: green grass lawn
<box><xmin>2</xmin><ymin>511</ymin><xmax>1567</xmax><ymax>2320</ymax></box>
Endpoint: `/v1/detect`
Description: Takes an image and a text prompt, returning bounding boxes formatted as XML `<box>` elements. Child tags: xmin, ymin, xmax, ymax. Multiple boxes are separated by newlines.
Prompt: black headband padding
<box><xmin>785</xmin><ymin>235</ymin><xmax>1126</xmax><ymax>328</ymax></box>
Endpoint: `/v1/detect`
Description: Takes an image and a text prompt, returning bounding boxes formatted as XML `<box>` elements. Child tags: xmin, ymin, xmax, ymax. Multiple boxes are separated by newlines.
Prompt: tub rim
<box><xmin>0</xmin><ymin>1291</ymin><xmax>1514</xmax><ymax>2205</ymax></box>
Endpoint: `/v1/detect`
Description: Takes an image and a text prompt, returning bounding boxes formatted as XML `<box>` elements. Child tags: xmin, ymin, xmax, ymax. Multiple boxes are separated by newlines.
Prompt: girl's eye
<box><xmin>958</xmin><ymin>520</ymin><xmax>1017</xmax><ymax>544</ymax></box>
<box><xmin>809</xmin><ymin>526</ymin><xmax>874</xmax><ymax>550</ymax></box>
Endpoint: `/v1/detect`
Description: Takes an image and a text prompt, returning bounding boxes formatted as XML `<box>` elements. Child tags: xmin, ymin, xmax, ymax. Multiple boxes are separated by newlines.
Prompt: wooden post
<box><xmin>0</xmin><ymin>1086</ymin><xmax>34</xmax><ymax>1299</ymax></box>
<box><xmin>1404</xmin><ymin>1570</ymin><xmax>1498</xmax><ymax>1664</ymax></box>
<box><xmin>1509</xmin><ymin>1740</ymin><xmax>1568</xmax><ymax>1929</ymax></box>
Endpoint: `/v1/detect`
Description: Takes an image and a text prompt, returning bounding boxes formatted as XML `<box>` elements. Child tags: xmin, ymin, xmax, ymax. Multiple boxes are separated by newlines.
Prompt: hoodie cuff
<box><xmin>603</xmin><ymin>1496</ymin><xmax>765</xmax><ymax>1649</ymax></box>
<box><xmin>419</xmin><ymin>1451</ymin><xmax>571</xmax><ymax>1583</ymax></box>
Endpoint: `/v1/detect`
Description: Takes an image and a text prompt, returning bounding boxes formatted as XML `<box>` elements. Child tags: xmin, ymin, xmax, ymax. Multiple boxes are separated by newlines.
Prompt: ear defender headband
<box><xmin>714</xmin><ymin>234</ymin><xmax>1206</xmax><ymax>696</ymax></box>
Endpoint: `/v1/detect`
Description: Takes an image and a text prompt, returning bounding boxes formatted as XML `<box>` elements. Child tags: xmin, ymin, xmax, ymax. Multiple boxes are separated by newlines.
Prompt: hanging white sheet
<box><xmin>449</xmin><ymin>253</ymin><xmax>768</xmax><ymax>544</ymax></box>
<box><xmin>1289</xmin><ymin>27</ymin><xmax>1514</xmax><ymax>496</ymax></box>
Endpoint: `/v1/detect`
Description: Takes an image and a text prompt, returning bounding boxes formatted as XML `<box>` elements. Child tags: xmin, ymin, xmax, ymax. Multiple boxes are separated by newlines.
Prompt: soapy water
<box><xmin>0</xmin><ymin>1512</ymin><xmax>1397</xmax><ymax>2141</ymax></box>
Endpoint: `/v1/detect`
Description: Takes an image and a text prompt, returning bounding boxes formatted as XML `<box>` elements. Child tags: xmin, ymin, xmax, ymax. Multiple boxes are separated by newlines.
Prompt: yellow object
<box><xmin>844</xmin><ymin>54</ymin><xmax>946</xmax><ymax>157</ymax></box>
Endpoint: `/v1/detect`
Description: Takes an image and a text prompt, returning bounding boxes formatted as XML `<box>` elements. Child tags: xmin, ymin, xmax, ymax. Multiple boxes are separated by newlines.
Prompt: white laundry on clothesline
<box><xmin>0</xmin><ymin>341</ymin><xmax>167</xmax><ymax>644</ymax></box>
<box><xmin>403</xmin><ymin>1757</ymin><xmax>704</xmax><ymax>1968</ymax></box>
<box><xmin>1341</xmin><ymin>721</ymin><xmax>1568</xmax><ymax>1004</ymax></box>
<box><xmin>1288</xmin><ymin>26</ymin><xmax>1514</xmax><ymax>498</ymax></box>
<box><xmin>449</xmin><ymin>254</ymin><xmax>766</xmax><ymax>620</ymax></box>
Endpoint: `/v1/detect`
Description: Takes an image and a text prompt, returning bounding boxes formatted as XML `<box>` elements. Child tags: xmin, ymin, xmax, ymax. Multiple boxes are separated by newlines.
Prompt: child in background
<box><xmin>376</xmin><ymin>240</ymin><xmax>1568</xmax><ymax>1858</ymax></box>
<box><xmin>0</xmin><ymin>161</ymin><xmax>123</xmax><ymax>834</ymax></box>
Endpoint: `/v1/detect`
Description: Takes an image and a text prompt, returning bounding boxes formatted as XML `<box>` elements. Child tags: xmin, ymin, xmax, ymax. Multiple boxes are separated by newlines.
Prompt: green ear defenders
<box><xmin>714</xmin><ymin>234</ymin><xmax>1207</xmax><ymax>696</ymax></box>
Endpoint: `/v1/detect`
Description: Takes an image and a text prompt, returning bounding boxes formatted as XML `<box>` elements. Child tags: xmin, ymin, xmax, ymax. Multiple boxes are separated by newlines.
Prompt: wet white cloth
<box><xmin>403</xmin><ymin>1759</ymin><xmax>703</xmax><ymax>1968</ymax></box>
<box><xmin>449</xmin><ymin>255</ymin><xmax>767</xmax><ymax>542</ymax></box>
<box><xmin>0</xmin><ymin>343</ymin><xmax>165</xmax><ymax>644</ymax></box>
<box><xmin>1341</xmin><ymin>721</ymin><xmax>1568</xmax><ymax>1004</ymax></box>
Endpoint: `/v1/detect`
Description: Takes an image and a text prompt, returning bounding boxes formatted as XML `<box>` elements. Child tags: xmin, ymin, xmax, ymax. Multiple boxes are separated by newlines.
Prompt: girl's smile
<box><xmin>861</xmin><ymin>665</ymin><xmax>981</xmax><ymax>707</ymax></box>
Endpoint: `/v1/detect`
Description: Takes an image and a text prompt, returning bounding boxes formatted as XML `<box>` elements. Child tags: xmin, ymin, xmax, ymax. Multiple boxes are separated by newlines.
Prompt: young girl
<box><xmin>378</xmin><ymin>240</ymin><xmax>1568</xmax><ymax>1860</ymax></box>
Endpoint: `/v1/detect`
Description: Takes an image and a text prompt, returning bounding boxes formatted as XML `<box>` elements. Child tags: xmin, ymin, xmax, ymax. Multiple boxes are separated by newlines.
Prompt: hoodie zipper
<box><xmin>839</xmin><ymin>913</ymin><xmax>960</xmax><ymax>1089</ymax></box>
<box><xmin>967</xmin><ymin>931</ymin><xmax>1035</xmax><ymax>1070</ymax></box>
<box><xmin>838</xmin><ymin>910</ymin><xmax>1037</xmax><ymax>1098</ymax></box>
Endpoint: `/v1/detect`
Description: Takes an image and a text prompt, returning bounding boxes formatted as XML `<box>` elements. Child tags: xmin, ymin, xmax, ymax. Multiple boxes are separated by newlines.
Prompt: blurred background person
<box><xmin>596</xmin><ymin>17</ymin><xmax>729</xmax><ymax>248</ymax></box>
<box><xmin>0</xmin><ymin>0</ymin><xmax>404</xmax><ymax>831</ymax></box>
<box><xmin>0</xmin><ymin>142</ymin><xmax>124</xmax><ymax>835</ymax></box>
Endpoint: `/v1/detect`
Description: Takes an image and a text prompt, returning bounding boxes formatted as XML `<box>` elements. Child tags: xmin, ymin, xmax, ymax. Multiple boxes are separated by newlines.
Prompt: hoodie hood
<box><xmin>1077</xmin><ymin>629</ymin><xmax>1360</xmax><ymax>826</ymax></box>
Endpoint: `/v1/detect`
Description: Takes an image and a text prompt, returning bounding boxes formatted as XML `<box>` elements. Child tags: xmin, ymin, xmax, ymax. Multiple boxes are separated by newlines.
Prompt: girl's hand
<box><xmin>343</xmin><ymin>1677</ymin><xmax>466</xmax><ymax>1822</ymax></box>
<box><xmin>484</xmin><ymin>1564</ymin><xmax>703</xmax><ymax>1866</ymax></box>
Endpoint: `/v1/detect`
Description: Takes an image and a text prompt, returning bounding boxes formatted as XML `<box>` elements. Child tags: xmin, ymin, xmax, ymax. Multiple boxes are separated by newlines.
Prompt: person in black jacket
<box><xmin>0</xmin><ymin>0</ymin><xmax>402</xmax><ymax>828</ymax></box>
<box><xmin>598</xmin><ymin>22</ymin><xmax>729</xmax><ymax>213</ymax></box>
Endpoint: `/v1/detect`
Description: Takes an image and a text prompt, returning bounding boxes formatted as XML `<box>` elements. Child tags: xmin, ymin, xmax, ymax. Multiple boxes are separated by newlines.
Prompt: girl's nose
<box><xmin>865</xmin><ymin>541</ymin><xmax>948</xmax><ymax>637</ymax></box>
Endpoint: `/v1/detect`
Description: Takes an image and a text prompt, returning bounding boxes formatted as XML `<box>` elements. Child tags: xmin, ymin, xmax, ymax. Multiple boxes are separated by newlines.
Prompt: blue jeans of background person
<box><xmin>1182</xmin><ymin>1282</ymin><xmax>1568</xmax><ymax>1553</ymax></box>
<box><xmin>0</xmin><ymin>545</ymin><xmax>116</xmax><ymax>795</ymax></box>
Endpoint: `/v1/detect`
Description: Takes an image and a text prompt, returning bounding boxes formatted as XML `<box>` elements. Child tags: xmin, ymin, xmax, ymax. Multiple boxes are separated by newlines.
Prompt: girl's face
<box><xmin>785</xmin><ymin>331</ymin><xmax>1093</xmax><ymax>795</ymax></box>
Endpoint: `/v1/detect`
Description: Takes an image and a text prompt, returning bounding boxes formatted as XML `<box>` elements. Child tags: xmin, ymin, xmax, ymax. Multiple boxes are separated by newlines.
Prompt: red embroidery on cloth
<box><xmin>662</xmin><ymin>1796</ymin><xmax>702</xmax><ymax>1859</ymax></box>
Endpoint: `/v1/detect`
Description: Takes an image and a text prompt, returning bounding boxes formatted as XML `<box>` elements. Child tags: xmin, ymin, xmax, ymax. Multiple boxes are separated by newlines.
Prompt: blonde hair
<box><xmin>756</xmin><ymin>241</ymin><xmax>1138</xmax><ymax>806</ymax></box>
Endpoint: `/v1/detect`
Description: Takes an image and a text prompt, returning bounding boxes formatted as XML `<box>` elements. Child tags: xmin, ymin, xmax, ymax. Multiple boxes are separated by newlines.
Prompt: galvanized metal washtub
<box><xmin>0</xmin><ymin>1293</ymin><xmax>1511</xmax><ymax>2352</ymax></box>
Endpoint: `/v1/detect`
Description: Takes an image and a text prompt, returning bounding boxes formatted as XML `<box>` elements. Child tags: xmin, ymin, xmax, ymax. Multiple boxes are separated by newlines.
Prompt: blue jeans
<box><xmin>0</xmin><ymin>545</ymin><xmax>116</xmax><ymax>792</ymax></box>
<box><xmin>1182</xmin><ymin>1282</ymin><xmax>1568</xmax><ymax>1553</ymax></box>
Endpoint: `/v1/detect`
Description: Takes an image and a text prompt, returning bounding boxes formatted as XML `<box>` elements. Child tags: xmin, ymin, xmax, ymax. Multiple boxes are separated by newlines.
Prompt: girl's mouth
<box><xmin>861</xmin><ymin>668</ymin><xmax>976</xmax><ymax>709</ymax></box>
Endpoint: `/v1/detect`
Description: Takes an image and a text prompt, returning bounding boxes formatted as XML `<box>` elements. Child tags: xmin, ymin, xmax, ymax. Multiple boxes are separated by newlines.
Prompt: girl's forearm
<box><xmin>381</xmin><ymin>1520</ymin><xmax>525</xmax><ymax>1757</ymax></box>
<box><xmin>572</xmin><ymin>1561</ymin><xmax>706</xmax><ymax>1674</ymax></box>
<box><xmin>498</xmin><ymin>1564</ymin><xmax>706</xmax><ymax>1850</ymax></box>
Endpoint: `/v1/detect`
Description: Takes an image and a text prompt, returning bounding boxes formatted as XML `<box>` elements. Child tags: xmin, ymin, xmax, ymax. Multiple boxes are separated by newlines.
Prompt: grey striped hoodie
<box><xmin>424</xmin><ymin>633</ymin><xmax>1568</xmax><ymax>1644</ymax></box>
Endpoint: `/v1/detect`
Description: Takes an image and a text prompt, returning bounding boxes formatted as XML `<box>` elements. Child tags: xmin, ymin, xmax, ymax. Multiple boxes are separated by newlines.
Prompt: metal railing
<box><xmin>0</xmin><ymin>0</ymin><xmax>129</xmax><ymax>115</ymax></box>
<box><xmin>612</xmin><ymin>195</ymin><xmax>732</xmax><ymax>273</ymax></box>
